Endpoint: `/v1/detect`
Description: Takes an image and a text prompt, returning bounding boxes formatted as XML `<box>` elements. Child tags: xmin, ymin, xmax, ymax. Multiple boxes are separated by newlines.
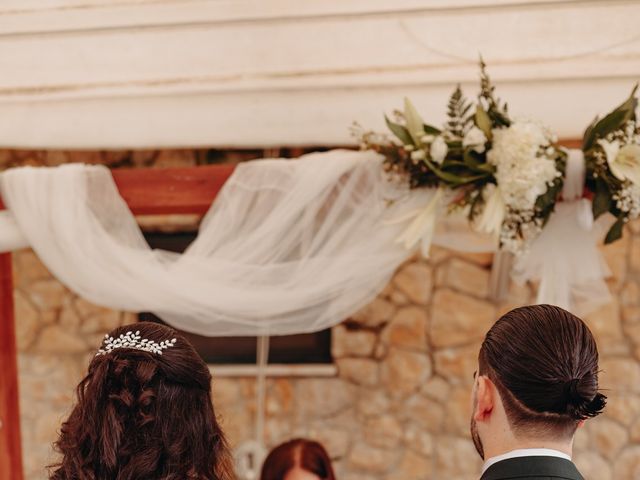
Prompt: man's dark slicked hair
<box><xmin>479</xmin><ymin>304</ymin><xmax>606</xmax><ymax>438</ymax></box>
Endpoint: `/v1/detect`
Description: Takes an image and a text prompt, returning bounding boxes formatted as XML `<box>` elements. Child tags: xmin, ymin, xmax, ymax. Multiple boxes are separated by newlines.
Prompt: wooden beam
<box><xmin>110</xmin><ymin>163</ymin><xmax>237</xmax><ymax>215</ymax></box>
<box><xmin>0</xmin><ymin>141</ymin><xmax>582</xmax><ymax>213</ymax></box>
<box><xmin>560</xmin><ymin>138</ymin><xmax>582</xmax><ymax>149</ymax></box>
<box><xmin>0</xmin><ymin>253</ymin><xmax>22</xmax><ymax>480</ymax></box>
<box><xmin>0</xmin><ymin>163</ymin><xmax>237</xmax><ymax>214</ymax></box>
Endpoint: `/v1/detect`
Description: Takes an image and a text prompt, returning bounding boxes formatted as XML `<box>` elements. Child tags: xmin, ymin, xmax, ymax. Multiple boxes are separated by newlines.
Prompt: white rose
<box><xmin>463</xmin><ymin>126</ymin><xmax>488</xmax><ymax>153</ymax></box>
<box><xmin>430</xmin><ymin>136</ymin><xmax>448</xmax><ymax>164</ymax></box>
<box><xmin>411</xmin><ymin>149</ymin><xmax>426</xmax><ymax>162</ymax></box>
<box><xmin>598</xmin><ymin>139</ymin><xmax>640</xmax><ymax>185</ymax></box>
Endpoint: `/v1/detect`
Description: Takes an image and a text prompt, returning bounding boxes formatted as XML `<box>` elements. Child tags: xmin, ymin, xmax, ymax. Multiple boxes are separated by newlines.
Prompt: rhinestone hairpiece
<box><xmin>96</xmin><ymin>330</ymin><xmax>177</xmax><ymax>356</ymax></box>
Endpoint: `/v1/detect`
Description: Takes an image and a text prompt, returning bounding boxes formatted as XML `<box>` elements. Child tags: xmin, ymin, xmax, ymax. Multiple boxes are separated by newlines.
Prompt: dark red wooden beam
<box><xmin>560</xmin><ymin>139</ymin><xmax>582</xmax><ymax>149</ymax></box>
<box><xmin>112</xmin><ymin>163</ymin><xmax>236</xmax><ymax>215</ymax></box>
<box><xmin>0</xmin><ymin>253</ymin><xmax>22</xmax><ymax>480</ymax></box>
<box><xmin>0</xmin><ymin>163</ymin><xmax>237</xmax><ymax>214</ymax></box>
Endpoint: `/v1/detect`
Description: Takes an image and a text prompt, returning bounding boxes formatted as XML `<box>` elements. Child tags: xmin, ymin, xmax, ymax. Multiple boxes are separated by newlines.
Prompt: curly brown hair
<box><xmin>49</xmin><ymin>321</ymin><xmax>235</xmax><ymax>480</ymax></box>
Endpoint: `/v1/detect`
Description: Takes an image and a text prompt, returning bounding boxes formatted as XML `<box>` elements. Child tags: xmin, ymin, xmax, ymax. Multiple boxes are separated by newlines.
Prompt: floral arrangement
<box><xmin>583</xmin><ymin>86</ymin><xmax>640</xmax><ymax>243</ymax></box>
<box><xmin>355</xmin><ymin>61</ymin><xmax>639</xmax><ymax>255</ymax></box>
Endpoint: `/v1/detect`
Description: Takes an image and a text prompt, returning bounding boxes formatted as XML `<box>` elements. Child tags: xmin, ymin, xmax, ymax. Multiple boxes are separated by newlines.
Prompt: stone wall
<box><xmin>7</xmin><ymin>151</ymin><xmax>640</xmax><ymax>479</ymax></box>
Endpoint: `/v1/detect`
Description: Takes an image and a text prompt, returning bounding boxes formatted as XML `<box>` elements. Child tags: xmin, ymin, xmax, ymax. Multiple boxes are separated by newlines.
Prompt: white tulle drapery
<box><xmin>0</xmin><ymin>148</ymin><xmax>613</xmax><ymax>335</ymax></box>
<box><xmin>0</xmin><ymin>150</ymin><xmax>440</xmax><ymax>336</ymax></box>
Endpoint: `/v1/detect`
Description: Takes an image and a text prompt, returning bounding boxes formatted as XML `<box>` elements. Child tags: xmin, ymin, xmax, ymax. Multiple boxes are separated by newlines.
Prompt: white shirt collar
<box><xmin>481</xmin><ymin>448</ymin><xmax>572</xmax><ymax>474</ymax></box>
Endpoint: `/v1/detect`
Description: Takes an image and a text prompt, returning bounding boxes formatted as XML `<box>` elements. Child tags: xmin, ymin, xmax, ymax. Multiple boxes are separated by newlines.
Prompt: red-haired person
<box><xmin>260</xmin><ymin>438</ymin><xmax>336</xmax><ymax>480</ymax></box>
<box><xmin>49</xmin><ymin>322</ymin><xmax>234</xmax><ymax>480</ymax></box>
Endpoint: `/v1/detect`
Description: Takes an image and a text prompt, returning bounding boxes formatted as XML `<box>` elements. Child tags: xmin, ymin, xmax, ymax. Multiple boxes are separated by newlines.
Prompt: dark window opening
<box><xmin>139</xmin><ymin>231</ymin><xmax>332</xmax><ymax>365</ymax></box>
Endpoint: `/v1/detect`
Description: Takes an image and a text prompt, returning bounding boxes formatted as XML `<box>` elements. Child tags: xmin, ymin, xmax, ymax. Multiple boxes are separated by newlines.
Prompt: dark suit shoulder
<box><xmin>480</xmin><ymin>456</ymin><xmax>584</xmax><ymax>480</ymax></box>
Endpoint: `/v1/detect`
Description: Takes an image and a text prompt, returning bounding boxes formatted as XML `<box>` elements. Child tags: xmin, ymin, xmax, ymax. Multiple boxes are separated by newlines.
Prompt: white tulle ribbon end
<box><xmin>473</xmin><ymin>185</ymin><xmax>505</xmax><ymax>241</ymax></box>
<box><xmin>391</xmin><ymin>188</ymin><xmax>443</xmax><ymax>258</ymax></box>
<box><xmin>0</xmin><ymin>211</ymin><xmax>29</xmax><ymax>252</ymax></box>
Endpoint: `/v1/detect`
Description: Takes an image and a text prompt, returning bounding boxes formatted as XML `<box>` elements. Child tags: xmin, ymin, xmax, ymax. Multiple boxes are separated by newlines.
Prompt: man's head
<box><xmin>470</xmin><ymin>304</ymin><xmax>606</xmax><ymax>459</ymax></box>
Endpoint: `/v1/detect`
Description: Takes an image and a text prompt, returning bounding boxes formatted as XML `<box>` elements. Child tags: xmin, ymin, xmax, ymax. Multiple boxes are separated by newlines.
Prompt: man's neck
<box><xmin>483</xmin><ymin>438</ymin><xmax>573</xmax><ymax>461</ymax></box>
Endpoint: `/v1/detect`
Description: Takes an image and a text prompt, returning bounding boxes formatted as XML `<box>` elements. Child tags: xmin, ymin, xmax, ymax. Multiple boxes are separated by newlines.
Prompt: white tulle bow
<box><xmin>513</xmin><ymin>149</ymin><xmax>611</xmax><ymax>313</ymax></box>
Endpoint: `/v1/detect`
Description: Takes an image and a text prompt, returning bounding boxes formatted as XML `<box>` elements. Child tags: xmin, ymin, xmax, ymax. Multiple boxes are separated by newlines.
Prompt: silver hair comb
<box><xmin>96</xmin><ymin>330</ymin><xmax>177</xmax><ymax>356</ymax></box>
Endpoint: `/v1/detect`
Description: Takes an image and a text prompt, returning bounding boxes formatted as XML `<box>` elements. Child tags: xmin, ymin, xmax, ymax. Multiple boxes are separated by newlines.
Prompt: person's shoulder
<box><xmin>480</xmin><ymin>456</ymin><xmax>584</xmax><ymax>480</ymax></box>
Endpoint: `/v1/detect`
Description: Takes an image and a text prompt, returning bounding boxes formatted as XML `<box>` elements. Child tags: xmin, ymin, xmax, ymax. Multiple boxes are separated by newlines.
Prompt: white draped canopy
<box><xmin>0</xmin><ymin>149</ymin><xmax>612</xmax><ymax>336</ymax></box>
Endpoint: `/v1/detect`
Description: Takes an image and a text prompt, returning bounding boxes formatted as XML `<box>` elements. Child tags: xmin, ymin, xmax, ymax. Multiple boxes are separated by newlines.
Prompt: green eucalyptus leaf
<box><xmin>463</xmin><ymin>150</ymin><xmax>495</xmax><ymax>174</ymax></box>
<box><xmin>582</xmin><ymin>116</ymin><xmax>598</xmax><ymax>151</ymax></box>
<box><xmin>468</xmin><ymin>189</ymin><xmax>484</xmax><ymax>222</ymax></box>
<box><xmin>604</xmin><ymin>217</ymin><xmax>625</xmax><ymax>244</ymax></box>
<box><xmin>584</xmin><ymin>86</ymin><xmax>638</xmax><ymax>150</ymax></box>
<box><xmin>384</xmin><ymin>115</ymin><xmax>413</xmax><ymax>146</ymax></box>
<box><xmin>475</xmin><ymin>105</ymin><xmax>493</xmax><ymax>140</ymax></box>
<box><xmin>404</xmin><ymin>98</ymin><xmax>426</xmax><ymax>144</ymax></box>
<box><xmin>423</xmin><ymin>158</ymin><xmax>490</xmax><ymax>186</ymax></box>
<box><xmin>423</xmin><ymin>124</ymin><xmax>442</xmax><ymax>135</ymax></box>
<box><xmin>535</xmin><ymin>180</ymin><xmax>561</xmax><ymax>212</ymax></box>
<box><xmin>592</xmin><ymin>178</ymin><xmax>612</xmax><ymax>219</ymax></box>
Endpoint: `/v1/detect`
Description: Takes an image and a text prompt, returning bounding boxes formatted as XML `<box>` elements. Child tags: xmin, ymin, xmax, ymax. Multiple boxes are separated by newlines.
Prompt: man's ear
<box><xmin>474</xmin><ymin>376</ymin><xmax>495</xmax><ymax>423</ymax></box>
<box><xmin>576</xmin><ymin>420</ymin><xmax>586</xmax><ymax>429</ymax></box>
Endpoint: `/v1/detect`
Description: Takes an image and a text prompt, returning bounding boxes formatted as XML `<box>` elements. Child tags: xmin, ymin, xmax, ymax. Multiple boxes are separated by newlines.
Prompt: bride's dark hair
<box><xmin>49</xmin><ymin>321</ymin><xmax>234</xmax><ymax>480</ymax></box>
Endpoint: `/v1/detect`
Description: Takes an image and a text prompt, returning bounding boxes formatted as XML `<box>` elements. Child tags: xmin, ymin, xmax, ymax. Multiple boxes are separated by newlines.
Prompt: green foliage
<box><xmin>463</xmin><ymin>149</ymin><xmax>495</xmax><ymax>174</ymax></box>
<box><xmin>583</xmin><ymin>84</ymin><xmax>638</xmax><ymax>150</ymax></box>
<box><xmin>535</xmin><ymin>154</ymin><xmax>567</xmax><ymax>225</ymax></box>
<box><xmin>475</xmin><ymin>105</ymin><xmax>493</xmax><ymax>140</ymax></box>
<box><xmin>605</xmin><ymin>217</ymin><xmax>625</xmax><ymax>244</ymax></box>
<box><xmin>446</xmin><ymin>85</ymin><xmax>473</xmax><ymax>138</ymax></box>
<box><xmin>423</xmin><ymin>124</ymin><xmax>442</xmax><ymax>135</ymax></box>
<box><xmin>423</xmin><ymin>158</ymin><xmax>491</xmax><ymax>186</ymax></box>
<box><xmin>478</xmin><ymin>58</ymin><xmax>511</xmax><ymax>127</ymax></box>
<box><xmin>384</xmin><ymin>116</ymin><xmax>413</xmax><ymax>146</ymax></box>
<box><xmin>592</xmin><ymin>177</ymin><xmax>613</xmax><ymax>219</ymax></box>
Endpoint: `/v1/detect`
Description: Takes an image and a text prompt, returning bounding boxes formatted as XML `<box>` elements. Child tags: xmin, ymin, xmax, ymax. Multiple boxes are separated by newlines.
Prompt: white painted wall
<box><xmin>0</xmin><ymin>0</ymin><xmax>638</xmax><ymax>148</ymax></box>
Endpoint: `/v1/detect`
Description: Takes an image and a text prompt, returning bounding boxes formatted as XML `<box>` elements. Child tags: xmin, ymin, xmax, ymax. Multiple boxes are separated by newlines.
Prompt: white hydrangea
<box><xmin>487</xmin><ymin>120</ymin><xmax>560</xmax><ymax>212</ymax></box>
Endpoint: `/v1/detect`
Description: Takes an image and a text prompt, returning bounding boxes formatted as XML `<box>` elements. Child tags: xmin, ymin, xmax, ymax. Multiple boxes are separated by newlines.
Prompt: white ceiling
<box><xmin>0</xmin><ymin>0</ymin><xmax>637</xmax><ymax>148</ymax></box>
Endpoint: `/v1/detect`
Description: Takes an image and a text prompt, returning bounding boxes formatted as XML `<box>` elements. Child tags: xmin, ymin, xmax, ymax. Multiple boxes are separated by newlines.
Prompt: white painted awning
<box><xmin>0</xmin><ymin>0</ymin><xmax>638</xmax><ymax>148</ymax></box>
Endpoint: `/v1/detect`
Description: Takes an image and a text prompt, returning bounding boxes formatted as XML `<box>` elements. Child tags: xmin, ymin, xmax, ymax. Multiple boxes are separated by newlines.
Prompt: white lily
<box><xmin>430</xmin><ymin>136</ymin><xmax>448</xmax><ymax>164</ymax></box>
<box><xmin>474</xmin><ymin>185</ymin><xmax>506</xmax><ymax>239</ymax></box>
<box><xmin>404</xmin><ymin>98</ymin><xmax>425</xmax><ymax>144</ymax></box>
<box><xmin>395</xmin><ymin>188</ymin><xmax>443</xmax><ymax>257</ymax></box>
<box><xmin>598</xmin><ymin>139</ymin><xmax>640</xmax><ymax>185</ymax></box>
